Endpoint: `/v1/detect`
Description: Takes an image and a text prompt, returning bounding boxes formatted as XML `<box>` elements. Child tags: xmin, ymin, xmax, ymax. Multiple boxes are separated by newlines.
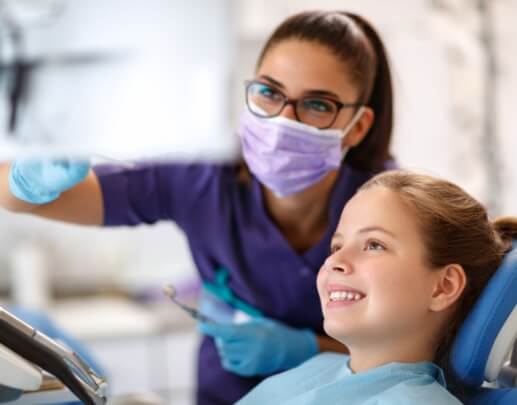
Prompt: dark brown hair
<box><xmin>256</xmin><ymin>11</ymin><xmax>394</xmax><ymax>173</ymax></box>
<box><xmin>360</xmin><ymin>170</ymin><xmax>517</xmax><ymax>368</ymax></box>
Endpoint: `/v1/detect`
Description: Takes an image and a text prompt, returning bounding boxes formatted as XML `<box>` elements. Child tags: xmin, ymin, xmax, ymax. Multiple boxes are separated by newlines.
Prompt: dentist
<box><xmin>0</xmin><ymin>10</ymin><xmax>395</xmax><ymax>405</ymax></box>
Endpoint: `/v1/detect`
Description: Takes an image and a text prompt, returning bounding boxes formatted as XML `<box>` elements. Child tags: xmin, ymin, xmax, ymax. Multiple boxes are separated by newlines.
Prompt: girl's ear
<box><xmin>429</xmin><ymin>264</ymin><xmax>467</xmax><ymax>312</ymax></box>
<box><xmin>342</xmin><ymin>107</ymin><xmax>374</xmax><ymax>148</ymax></box>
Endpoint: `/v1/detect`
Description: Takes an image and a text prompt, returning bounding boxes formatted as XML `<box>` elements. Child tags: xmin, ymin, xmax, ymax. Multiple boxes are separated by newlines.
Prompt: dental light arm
<box><xmin>0</xmin><ymin>307</ymin><xmax>107</xmax><ymax>405</ymax></box>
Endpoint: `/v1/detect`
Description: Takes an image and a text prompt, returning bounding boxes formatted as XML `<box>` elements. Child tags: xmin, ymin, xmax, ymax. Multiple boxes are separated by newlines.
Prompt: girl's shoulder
<box><xmin>373</xmin><ymin>372</ymin><xmax>462</xmax><ymax>405</ymax></box>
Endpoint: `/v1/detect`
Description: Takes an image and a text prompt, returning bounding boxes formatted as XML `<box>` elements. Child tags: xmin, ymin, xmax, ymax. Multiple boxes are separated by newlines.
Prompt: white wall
<box><xmin>495</xmin><ymin>0</ymin><xmax>517</xmax><ymax>215</ymax></box>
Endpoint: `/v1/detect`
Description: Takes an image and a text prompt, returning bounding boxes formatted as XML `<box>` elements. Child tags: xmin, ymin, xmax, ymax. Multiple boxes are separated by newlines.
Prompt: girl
<box><xmin>0</xmin><ymin>11</ymin><xmax>394</xmax><ymax>404</ymax></box>
<box><xmin>234</xmin><ymin>170</ymin><xmax>517</xmax><ymax>404</ymax></box>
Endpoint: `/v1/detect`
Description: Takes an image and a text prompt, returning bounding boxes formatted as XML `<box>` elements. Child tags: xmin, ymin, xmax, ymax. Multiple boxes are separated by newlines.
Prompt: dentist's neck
<box><xmin>263</xmin><ymin>170</ymin><xmax>339</xmax><ymax>253</ymax></box>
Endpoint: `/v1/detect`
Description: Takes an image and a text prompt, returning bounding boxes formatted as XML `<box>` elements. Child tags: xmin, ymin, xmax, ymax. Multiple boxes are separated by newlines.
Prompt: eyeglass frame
<box><xmin>244</xmin><ymin>79</ymin><xmax>363</xmax><ymax>129</ymax></box>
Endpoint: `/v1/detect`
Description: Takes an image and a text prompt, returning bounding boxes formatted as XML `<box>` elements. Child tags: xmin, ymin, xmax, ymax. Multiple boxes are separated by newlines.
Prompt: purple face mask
<box><xmin>239</xmin><ymin>107</ymin><xmax>365</xmax><ymax>197</ymax></box>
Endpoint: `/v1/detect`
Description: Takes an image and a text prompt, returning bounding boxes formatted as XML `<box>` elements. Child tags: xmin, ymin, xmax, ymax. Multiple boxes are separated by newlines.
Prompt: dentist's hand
<box><xmin>199</xmin><ymin>318</ymin><xmax>318</xmax><ymax>376</ymax></box>
<box><xmin>8</xmin><ymin>159</ymin><xmax>90</xmax><ymax>204</ymax></box>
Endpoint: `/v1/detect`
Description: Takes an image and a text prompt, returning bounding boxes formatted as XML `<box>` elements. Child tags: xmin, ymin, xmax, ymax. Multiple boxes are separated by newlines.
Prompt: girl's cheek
<box><xmin>316</xmin><ymin>266</ymin><xmax>327</xmax><ymax>295</ymax></box>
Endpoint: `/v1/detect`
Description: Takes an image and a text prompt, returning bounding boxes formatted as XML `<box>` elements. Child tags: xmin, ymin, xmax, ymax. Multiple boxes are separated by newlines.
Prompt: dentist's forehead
<box><xmin>257</xmin><ymin>39</ymin><xmax>360</xmax><ymax>99</ymax></box>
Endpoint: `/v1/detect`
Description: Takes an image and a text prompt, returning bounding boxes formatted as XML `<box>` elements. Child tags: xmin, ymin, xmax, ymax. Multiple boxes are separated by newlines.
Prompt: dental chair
<box><xmin>449</xmin><ymin>243</ymin><xmax>517</xmax><ymax>404</ymax></box>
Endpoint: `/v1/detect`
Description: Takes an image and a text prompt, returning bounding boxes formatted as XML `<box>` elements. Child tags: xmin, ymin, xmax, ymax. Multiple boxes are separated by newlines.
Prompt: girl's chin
<box><xmin>323</xmin><ymin>322</ymin><xmax>353</xmax><ymax>343</ymax></box>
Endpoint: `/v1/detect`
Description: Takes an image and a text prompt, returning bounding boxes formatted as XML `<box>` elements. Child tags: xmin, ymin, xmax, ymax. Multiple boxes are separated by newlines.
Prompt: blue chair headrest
<box><xmin>450</xmin><ymin>243</ymin><xmax>517</xmax><ymax>386</ymax></box>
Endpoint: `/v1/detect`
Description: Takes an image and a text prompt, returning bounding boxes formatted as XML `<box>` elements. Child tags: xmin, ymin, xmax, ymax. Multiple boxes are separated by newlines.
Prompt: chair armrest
<box><xmin>498</xmin><ymin>340</ymin><xmax>517</xmax><ymax>387</ymax></box>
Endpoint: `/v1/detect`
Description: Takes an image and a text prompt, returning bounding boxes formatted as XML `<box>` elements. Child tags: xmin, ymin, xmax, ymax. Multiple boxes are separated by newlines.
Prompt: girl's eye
<box><xmin>330</xmin><ymin>244</ymin><xmax>341</xmax><ymax>254</ymax></box>
<box><xmin>364</xmin><ymin>240</ymin><xmax>385</xmax><ymax>251</ymax></box>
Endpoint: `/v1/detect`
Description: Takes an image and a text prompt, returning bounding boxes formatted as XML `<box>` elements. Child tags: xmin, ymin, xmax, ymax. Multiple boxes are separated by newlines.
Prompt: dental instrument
<box><xmin>162</xmin><ymin>285</ymin><xmax>215</xmax><ymax>323</ymax></box>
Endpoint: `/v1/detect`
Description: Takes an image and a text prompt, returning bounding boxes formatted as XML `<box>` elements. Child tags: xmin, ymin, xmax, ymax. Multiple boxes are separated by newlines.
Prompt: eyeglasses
<box><xmin>245</xmin><ymin>80</ymin><xmax>361</xmax><ymax>129</ymax></box>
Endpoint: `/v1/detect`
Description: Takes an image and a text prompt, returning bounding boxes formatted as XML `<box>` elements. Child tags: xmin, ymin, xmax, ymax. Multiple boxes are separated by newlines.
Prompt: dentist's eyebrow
<box><xmin>258</xmin><ymin>75</ymin><xmax>285</xmax><ymax>89</ymax></box>
<box><xmin>358</xmin><ymin>226</ymin><xmax>397</xmax><ymax>239</ymax></box>
<box><xmin>303</xmin><ymin>89</ymin><xmax>341</xmax><ymax>100</ymax></box>
<box><xmin>257</xmin><ymin>75</ymin><xmax>341</xmax><ymax>100</ymax></box>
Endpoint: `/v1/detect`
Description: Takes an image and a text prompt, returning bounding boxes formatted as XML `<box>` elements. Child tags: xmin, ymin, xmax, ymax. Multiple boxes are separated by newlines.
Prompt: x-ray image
<box><xmin>0</xmin><ymin>0</ymin><xmax>237</xmax><ymax>161</ymax></box>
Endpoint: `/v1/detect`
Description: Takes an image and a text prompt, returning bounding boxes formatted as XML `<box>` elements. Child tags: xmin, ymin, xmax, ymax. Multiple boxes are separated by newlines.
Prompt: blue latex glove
<box><xmin>8</xmin><ymin>159</ymin><xmax>90</xmax><ymax>204</ymax></box>
<box><xmin>199</xmin><ymin>318</ymin><xmax>318</xmax><ymax>376</ymax></box>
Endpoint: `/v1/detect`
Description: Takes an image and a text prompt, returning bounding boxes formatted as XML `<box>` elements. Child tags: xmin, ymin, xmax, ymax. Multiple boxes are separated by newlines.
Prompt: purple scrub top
<box><xmin>94</xmin><ymin>162</ymin><xmax>378</xmax><ymax>404</ymax></box>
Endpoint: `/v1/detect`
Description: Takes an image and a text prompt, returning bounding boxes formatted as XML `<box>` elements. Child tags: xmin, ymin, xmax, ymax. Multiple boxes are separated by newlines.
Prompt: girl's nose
<box><xmin>324</xmin><ymin>255</ymin><xmax>352</xmax><ymax>274</ymax></box>
<box><xmin>332</xmin><ymin>262</ymin><xmax>352</xmax><ymax>274</ymax></box>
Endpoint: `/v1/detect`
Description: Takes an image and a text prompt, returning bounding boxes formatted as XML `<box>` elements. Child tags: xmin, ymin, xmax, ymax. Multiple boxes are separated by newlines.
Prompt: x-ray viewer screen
<box><xmin>0</xmin><ymin>0</ymin><xmax>237</xmax><ymax>161</ymax></box>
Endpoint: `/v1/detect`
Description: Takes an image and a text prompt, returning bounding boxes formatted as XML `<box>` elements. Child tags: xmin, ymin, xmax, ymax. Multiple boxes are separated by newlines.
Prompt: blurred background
<box><xmin>0</xmin><ymin>0</ymin><xmax>516</xmax><ymax>404</ymax></box>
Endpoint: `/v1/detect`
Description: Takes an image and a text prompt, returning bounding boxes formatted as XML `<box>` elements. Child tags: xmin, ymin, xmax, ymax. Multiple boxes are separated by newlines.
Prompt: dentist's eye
<box><xmin>364</xmin><ymin>239</ymin><xmax>385</xmax><ymax>251</ymax></box>
<box><xmin>255</xmin><ymin>83</ymin><xmax>282</xmax><ymax>101</ymax></box>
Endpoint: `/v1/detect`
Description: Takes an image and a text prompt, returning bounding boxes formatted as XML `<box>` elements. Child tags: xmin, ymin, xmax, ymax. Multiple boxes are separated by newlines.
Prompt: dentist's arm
<box><xmin>0</xmin><ymin>161</ymin><xmax>103</xmax><ymax>226</ymax></box>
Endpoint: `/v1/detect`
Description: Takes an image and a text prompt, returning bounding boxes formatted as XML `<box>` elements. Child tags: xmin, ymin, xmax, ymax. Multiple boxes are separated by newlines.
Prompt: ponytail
<box><xmin>493</xmin><ymin>216</ymin><xmax>517</xmax><ymax>253</ymax></box>
<box><xmin>344</xmin><ymin>13</ymin><xmax>393</xmax><ymax>173</ymax></box>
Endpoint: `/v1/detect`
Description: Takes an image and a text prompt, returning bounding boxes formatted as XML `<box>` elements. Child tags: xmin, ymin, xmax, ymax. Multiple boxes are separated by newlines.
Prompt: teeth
<box><xmin>329</xmin><ymin>291</ymin><xmax>363</xmax><ymax>302</ymax></box>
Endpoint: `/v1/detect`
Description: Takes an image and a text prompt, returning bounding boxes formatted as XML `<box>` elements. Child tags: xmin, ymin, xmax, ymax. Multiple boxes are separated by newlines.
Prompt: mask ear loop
<box><xmin>339</xmin><ymin>106</ymin><xmax>367</xmax><ymax>161</ymax></box>
<box><xmin>340</xmin><ymin>106</ymin><xmax>367</xmax><ymax>139</ymax></box>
